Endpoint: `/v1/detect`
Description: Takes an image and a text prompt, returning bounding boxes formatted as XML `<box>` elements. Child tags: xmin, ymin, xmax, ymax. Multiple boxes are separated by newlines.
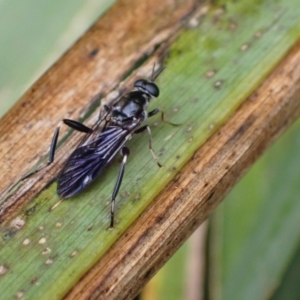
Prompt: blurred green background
<box><xmin>1</xmin><ymin>1</ymin><xmax>300</xmax><ymax>300</ymax></box>
<box><xmin>0</xmin><ymin>0</ymin><xmax>114</xmax><ymax>118</ymax></box>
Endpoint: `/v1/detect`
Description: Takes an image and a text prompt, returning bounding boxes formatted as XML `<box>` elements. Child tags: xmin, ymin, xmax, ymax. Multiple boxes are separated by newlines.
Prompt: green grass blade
<box><xmin>1</xmin><ymin>0</ymin><xmax>300</xmax><ymax>299</ymax></box>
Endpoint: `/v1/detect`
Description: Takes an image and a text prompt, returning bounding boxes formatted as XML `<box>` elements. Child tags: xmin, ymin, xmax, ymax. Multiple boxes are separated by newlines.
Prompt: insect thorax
<box><xmin>110</xmin><ymin>91</ymin><xmax>150</xmax><ymax>127</ymax></box>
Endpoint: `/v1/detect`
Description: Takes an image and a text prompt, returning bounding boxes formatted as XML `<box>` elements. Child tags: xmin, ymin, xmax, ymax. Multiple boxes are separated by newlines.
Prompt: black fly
<box><xmin>24</xmin><ymin>66</ymin><xmax>176</xmax><ymax>228</ymax></box>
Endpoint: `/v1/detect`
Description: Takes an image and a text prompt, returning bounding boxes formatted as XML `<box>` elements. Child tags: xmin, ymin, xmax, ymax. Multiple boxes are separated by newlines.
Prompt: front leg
<box><xmin>148</xmin><ymin>108</ymin><xmax>181</xmax><ymax>126</ymax></box>
<box><xmin>134</xmin><ymin>125</ymin><xmax>162</xmax><ymax>168</ymax></box>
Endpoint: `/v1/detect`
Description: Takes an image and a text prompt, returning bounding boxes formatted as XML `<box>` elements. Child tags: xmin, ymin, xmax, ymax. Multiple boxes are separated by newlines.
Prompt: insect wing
<box><xmin>57</xmin><ymin>126</ymin><xmax>128</xmax><ymax>198</ymax></box>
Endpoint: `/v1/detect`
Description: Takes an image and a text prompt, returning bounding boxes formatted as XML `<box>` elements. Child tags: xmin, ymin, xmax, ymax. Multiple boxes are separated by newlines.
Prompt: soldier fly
<box><xmin>25</xmin><ymin>66</ymin><xmax>176</xmax><ymax>228</ymax></box>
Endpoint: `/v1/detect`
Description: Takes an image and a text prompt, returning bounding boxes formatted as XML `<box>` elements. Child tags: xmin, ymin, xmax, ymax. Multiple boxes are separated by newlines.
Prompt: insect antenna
<box><xmin>151</xmin><ymin>63</ymin><xmax>166</xmax><ymax>82</ymax></box>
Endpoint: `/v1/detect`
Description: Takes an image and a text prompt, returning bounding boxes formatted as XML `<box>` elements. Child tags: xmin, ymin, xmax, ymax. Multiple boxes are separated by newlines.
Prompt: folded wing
<box><xmin>57</xmin><ymin>126</ymin><xmax>128</xmax><ymax>198</ymax></box>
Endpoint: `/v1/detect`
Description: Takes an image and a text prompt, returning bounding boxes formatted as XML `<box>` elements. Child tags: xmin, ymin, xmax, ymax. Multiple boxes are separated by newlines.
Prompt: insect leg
<box><xmin>148</xmin><ymin>108</ymin><xmax>181</xmax><ymax>126</ymax></box>
<box><xmin>109</xmin><ymin>147</ymin><xmax>130</xmax><ymax>229</ymax></box>
<box><xmin>48</xmin><ymin>120</ymin><xmax>92</xmax><ymax>165</ymax></box>
<box><xmin>134</xmin><ymin>125</ymin><xmax>162</xmax><ymax>168</ymax></box>
<box><xmin>22</xmin><ymin>119</ymin><xmax>93</xmax><ymax>180</ymax></box>
<box><xmin>148</xmin><ymin>108</ymin><xmax>160</xmax><ymax>117</ymax></box>
<box><xmin>63</xmin><ymin>119</ymin><xmax>93</xmax><ymax>134</ymax></box>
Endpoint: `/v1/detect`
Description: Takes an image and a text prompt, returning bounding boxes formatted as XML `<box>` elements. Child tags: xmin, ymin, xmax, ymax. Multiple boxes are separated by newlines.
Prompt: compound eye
<box><xmin>145</xmin><ymin>82</ymin><xmax>159</xmax><ymax>97</ymax></box>
<box><xmin>134</xmin><ymin>80</ymin><xmax>160</xmax><ymax>97</ymax></box>
<box><xmin>134</xmin><ymin>79</ymin><xmax>146</xmax><ymax>89</ymax></box>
